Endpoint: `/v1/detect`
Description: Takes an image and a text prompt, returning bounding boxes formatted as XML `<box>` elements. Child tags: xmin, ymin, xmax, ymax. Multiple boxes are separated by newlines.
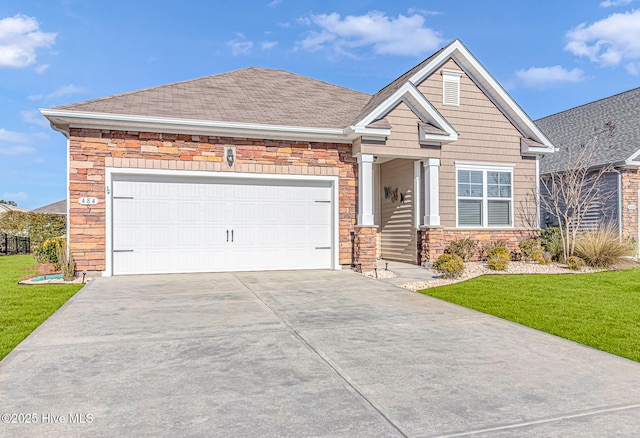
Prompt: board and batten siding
<box><xmin>416</xmin><ymin>59</ymin><xmax>538</xmax><ymax>228</ymax></box>
<box><xmin>541</xmin><ymin>171</ymin><xmax>619</xmax><ymax>231</ymax></box>
<box><xmin>379</xmin><ymin>159</ymin><xmax>417</xmax><ymax>263</ymax></box>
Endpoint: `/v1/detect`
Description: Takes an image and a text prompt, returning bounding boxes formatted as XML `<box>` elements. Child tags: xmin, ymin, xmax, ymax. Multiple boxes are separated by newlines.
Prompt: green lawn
<box><xmin>0</xmin><ymin>255</ymin><xmax>84</xmax><ymax>361</ymax></box>
<box><xmin>421</xmin><ymin>269</ymin><xmax>640</xmax><ymax>362</ymax></box>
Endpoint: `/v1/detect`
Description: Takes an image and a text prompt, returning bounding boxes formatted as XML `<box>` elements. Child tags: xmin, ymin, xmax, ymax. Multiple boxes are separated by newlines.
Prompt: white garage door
<box><xmin>111</xmin><ymin>175</ymin><xmax>333</xmax><ymax>275</ymax></box>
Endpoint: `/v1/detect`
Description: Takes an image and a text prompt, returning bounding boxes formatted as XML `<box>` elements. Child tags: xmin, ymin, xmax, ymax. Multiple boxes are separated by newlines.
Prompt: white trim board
<box><xmin>42</xmin><ymin>109</ymin><xmax>391</xmax><ymax>144</ymax></box>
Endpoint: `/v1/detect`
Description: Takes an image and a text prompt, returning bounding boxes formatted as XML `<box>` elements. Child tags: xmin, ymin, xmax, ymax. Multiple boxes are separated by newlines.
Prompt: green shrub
<box><xmin>479</xmin><ymin>240</ymin><xmax>507</xmax><ymax>261</ymax></box>
<box><xmin>574</xmin><ymin>224</ymin><xmax>634</xmax><ymax>267</ymax></box>
<box><xmin>519</xmin><ymin>238</ymin><xmax>541</xmax><ymax>260</ymax></box>
<box><xmin>433</xmin><ymin>253</ymin><xmax>464</xmax><ymax>278</ymax></box>
<box><xmin>33</xmin><ymin>237</ymin><xmax>66</xmax><ymax>266</ymax></box>
<box><xmin>444</xmin><ymin>238</ymin><xmax>478</xmax><ymax>262</ymax></box>
<box><xmin>541</xmin><ymin>227</ymin><xmax>564</xmax><ymax>261</ymax></box>
<box><xmin>566</xmin><ymin>256</ymin><xmax>585</xmax><ymax>271</ymax></box>
<box><xmin>487</xmin><ymin>246</ymin><xmax>510</xmax><ymax>271</ymax></box>
<box><xmin>532</xmin><ymin>249</ymin><xmax>553</xmax><ymax>265</ymax></box>
<box><xmin>0</xmin><ymin>211</ymin><xmax>66</xmax><ymax>249</ymax></box>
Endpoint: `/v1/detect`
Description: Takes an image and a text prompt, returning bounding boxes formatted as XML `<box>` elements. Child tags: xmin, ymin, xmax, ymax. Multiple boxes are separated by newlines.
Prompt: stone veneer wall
<box><xmin>68</xmin><ymin>129</ymin><xmax>358</xmax><ymax>272</ymax></box>
<box><xmin>621</xmin><ymin>168</ymin><xmax>640</xmax><ymax>244</ymax></box>
<box><xmin>418</xmin><ymin>227</ymin><xmax>538</xmax><ymax>264</ymax></box>
<box><xmin>353</xmin><ymin>226</ymin><xmax>377</xmax><ymax>270</ymax></box>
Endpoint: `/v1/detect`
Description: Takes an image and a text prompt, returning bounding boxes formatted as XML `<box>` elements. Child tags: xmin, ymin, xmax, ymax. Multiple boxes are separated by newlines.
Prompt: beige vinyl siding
<box><xmin>355</xmin><ymin>102</ymin><xmax>441</xmax><ymax>159</ymax></box>
<box><xmin>380</xmin><ymin>159</ymin><xmax>417</xmax><ymax>263</ymax></box>
<box><xmin>417</xmin><ymin>59</ymin><xmax>537</xmax><ymax>228</ymax></box>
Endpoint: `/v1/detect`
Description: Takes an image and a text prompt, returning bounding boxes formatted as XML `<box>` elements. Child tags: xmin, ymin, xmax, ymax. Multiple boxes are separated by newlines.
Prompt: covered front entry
<box><xmin>354</xmin><ymin>153</ymin><xmax>441</xmax><ymax>269</ymax></box>
<box><xmin>109</xmin><ymin>172</ymin><xmax>335</xmax><ymax>275</ymax></box>
<box><xmin>378</xmin><ymin>159</ymin><xmax>418</xmax><ymax>263</ymax></box>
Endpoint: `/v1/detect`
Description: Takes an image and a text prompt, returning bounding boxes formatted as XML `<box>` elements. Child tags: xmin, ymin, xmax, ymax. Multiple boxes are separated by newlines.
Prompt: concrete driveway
<box><xmin>1</xmin><ymin>270</ymin><xmax>640</xmax><ymax>437</ymax></box>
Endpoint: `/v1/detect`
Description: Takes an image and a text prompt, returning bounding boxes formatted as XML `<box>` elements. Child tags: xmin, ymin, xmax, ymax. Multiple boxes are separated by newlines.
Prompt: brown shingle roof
<box><xmin>419</xmin><ymin>122</ymin><xmax>448</xmax><ymax>136</ymax></box>
<box><xmin>351</xmin><ymin>45</ymin><xmax>447</xmax><ymax>125</ymax></box>
<box><xmin>32</xmin><ymin>200</ymin><xmax>66</xmax><ymax>215</ymax></box>
<box><xmin>55</xmin><ymin>67</ymin><xmax>373</xmax><ymax>130</ymax></box>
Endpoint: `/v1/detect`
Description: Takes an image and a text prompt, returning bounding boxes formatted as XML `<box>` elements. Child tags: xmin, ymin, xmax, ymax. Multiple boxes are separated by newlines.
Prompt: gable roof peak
<box><xmin>353</xmin><ymin>38</ymin><xmax>554</xmax><ymax>154</ymax></box>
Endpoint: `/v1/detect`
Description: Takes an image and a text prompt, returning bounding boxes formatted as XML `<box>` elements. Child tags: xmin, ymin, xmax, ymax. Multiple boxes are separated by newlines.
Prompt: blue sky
<box><xmin>1</xmin><ymin>0</ymin><xmax>639</xmax><ymax>209</ymax></box>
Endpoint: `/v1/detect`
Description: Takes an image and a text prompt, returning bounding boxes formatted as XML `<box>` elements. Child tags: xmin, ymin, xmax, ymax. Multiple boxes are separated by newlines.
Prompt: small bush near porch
<box><xmin>420</xmin><ymin>269</ymin><xmax>640</xmax><ymax>362</ymax></box>
<box><xmin>0</xmin><ymin>255</ymin><xmax>83</xmax><ymax>361</ymax></box>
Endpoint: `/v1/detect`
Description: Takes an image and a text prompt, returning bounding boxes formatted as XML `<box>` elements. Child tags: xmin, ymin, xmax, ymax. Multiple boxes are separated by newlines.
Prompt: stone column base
<box><xmin>354</xmin><ymin>226</ymin><xmax>378</xmax><ymax>271</ymax></box>
<box><xmin>418</xmin><ymin>226</ymin><xmax>445</xmax><ymax>266</ymax></box>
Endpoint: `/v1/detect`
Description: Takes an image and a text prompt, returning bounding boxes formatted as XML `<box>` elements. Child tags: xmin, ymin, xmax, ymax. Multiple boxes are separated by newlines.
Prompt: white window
<box><xmin>456</xmin><ymin>164</ymin><xmax>513</xmax><ymax>227</ymax></box>
<box><xmin>442</xmin><ymin>70</ymin><xmax>462</xmax><ymax>106</ymax></box>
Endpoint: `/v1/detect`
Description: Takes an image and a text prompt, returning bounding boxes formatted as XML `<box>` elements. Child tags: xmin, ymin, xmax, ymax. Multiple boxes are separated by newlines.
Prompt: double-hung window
<box><xmin>456</xmin><ymin>164</ymin><xmax>513</xmax><ymax>227</ymax></box>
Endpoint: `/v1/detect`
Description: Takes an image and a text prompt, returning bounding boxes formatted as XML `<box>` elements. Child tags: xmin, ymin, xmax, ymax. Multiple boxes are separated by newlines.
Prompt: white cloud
<box><xmin>28</xmin><ymin>84</ymin><xmax>86</xmax><ymax>101</ymax></box>
<box><xmin>0</xmin><ymin>145</ymin><xmax>36</xmax><ymax>156</ymax></box>
<box><xmin>565</xmin><ymin>9</ymin><xmax>640</xmax><ymax>72</ymax></box>
<box><xmin>35</xmin><ymin>63</ymin><xmax>49</xmax><ymax>74</ymax></box>
<box><xmin>407</xmin><ymin>8</ymin><xmax>441</xmax><ymax>16</ymax></box>
<box><xmin>268</xmin><ymin>0</ymin><xmax>282</xmax><ymax>6</ymax></box>
<box><xmin>226</xmin><ymin>38</ymin><xmax>253</xmax><ymax>55</ymax></box>
<box><xmin>515</xmin><ymin>65</ymin><xmax>585</xmax><ymax>88</ymax></box>
<box><xmin>261</xmin><ymin>40</ymin><xmax>278</xmax><ymax>50</ymax></box>
<box><xmin>0</xmin><ymin>128</ymin><xmax>29</xmax><ymax>143</ymax></box>
<box><xmin>600</xmin><ymin>0</ymin><xmax>632</xmax><ymax>7</ymax></box>
<box><xmin>0</xmin><ymin>14</ymin><xmax>56</xmax><ymax>68</ymax></box>
<box><xmin>20</xmin><ymin>110</ymin><xmax>50</xmax><ymax>127</ymax></box>
<box><xmin>626</xmin><ymin>61</ymin><xmax>640</xmax><ymax>75</ymax></box>
<box><xmin>298</xmin><ymin>11</ymin><xmax>444</xmax><ymax>57</ymax></box>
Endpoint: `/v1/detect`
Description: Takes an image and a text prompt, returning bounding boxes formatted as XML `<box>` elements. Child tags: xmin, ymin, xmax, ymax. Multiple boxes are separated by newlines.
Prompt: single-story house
<box><xmin>32</xmin><ymin>199</ymin><xmax>67</xmax><ymax>215</ymax></box>
<box><xmin>42</xmin><ymin>39</ymin><xmax>554</xmax><ymax>276</ymax></box>
<box><xmin>0</xmin><ymin>204</ymin><xmax>28</xmax><ymax>215</ymax></box>
<box><xmin>536</xmin><ymin>87</ymin><xmax>640</xmax><ymax>244</ymax></box>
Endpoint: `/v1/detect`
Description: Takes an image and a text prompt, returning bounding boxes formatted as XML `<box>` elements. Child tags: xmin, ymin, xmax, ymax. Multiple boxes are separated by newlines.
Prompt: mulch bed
<box><xmin>20</xmin><ymin>262</ymin><xmax>60</xmax><ymax>280</ymax></box>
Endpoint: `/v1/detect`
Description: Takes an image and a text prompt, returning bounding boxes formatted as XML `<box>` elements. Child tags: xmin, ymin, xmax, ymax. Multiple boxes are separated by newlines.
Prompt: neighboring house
<box><xmin>0</xmin><ymin>204</ymin><xmax>28</xmax><ymax>215</ymax></box>
<box><xmin>536</xmin><ymin>87</ymin><xmax>640</xmax><ymax>241</ymax></box>
<box><xmin>42</xmin><ymin>39</ymin><xmax>554</xmax><ymax>276</ymax></box>
<box><xmin>0</xmin><ymin>204</ymin><xmax>29</xmax><ymax>238</ymax></box>
<box><xmin>32</xmin><ymin>199</ymin><xmax>67</xmax><ymax>215</ymax></box>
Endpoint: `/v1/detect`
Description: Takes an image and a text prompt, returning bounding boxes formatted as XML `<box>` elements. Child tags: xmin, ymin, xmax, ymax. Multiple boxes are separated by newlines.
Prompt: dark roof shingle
<box><xmin>536</xmin><ymin>87</ymin><xmax>640</xmax><ymax>174</ymax></box>
<box><xmin>32</xmin><ymin>200</ymin><xmax>66</xmax><ymax>215</ymax></box>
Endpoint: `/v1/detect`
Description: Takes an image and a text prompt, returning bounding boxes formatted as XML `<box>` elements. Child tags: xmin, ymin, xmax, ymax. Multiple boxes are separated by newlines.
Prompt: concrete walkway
<box><xmin>1</xmin><ymin>269</ymin><xmax>640</xmax><ymax>437</ymax></box>
<box><xmin>375</xmin><ymin>258</ymin><xmax>438</xmax><ymax>287</ymax></box>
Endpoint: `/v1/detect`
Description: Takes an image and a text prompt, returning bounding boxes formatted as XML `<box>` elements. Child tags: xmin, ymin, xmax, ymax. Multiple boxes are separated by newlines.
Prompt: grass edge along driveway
<box><xmin>421</xmin><ymin>268</ymin><xmax>640</xmax><ymax>362</ymax></box>
<box><xmin>0</xmin><ymin>255</ymin><xmax>84</xmax><ymax>361</ymax></box>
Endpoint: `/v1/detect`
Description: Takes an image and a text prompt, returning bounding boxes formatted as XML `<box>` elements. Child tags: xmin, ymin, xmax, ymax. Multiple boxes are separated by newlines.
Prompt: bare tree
<box><xmin>539</xmin><ymin>122</ymin><xmax>616</xmax><ymax>262</ymax></box>
<box><xmin>515</xmin><ymin>176</ymin><xmax>541</xmax><ymax>235</ymax></box>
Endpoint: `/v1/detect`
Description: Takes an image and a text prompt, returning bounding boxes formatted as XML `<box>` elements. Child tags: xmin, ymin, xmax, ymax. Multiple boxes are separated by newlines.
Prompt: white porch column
<box><xmin>357</xmin><ymin>153</ymin><xmax>375</xmax><ymax>226</ymax></box>
<box><xmin>423</xmin><ymin>158</ymin><xmax>441</xmax><ymax>226</ymax></box>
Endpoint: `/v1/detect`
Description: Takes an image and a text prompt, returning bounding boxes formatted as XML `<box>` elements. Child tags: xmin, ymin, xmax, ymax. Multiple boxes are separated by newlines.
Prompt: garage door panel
<box><xmin>112</xmin><ymin>176</ymin><xmax>333</xmax><ymax>274</ymax></box>
<box><xmin>177</xmin><ymin>202</ymin><xmax>202</xmax><ymax>222</ymax></box>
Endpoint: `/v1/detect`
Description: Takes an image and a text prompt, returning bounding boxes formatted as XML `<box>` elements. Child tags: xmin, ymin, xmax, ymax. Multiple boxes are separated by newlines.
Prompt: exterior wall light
<box><xmin>226</xmin><ymin>147</ymin><xmax>235</xmax><ymax>167</ymax></box>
